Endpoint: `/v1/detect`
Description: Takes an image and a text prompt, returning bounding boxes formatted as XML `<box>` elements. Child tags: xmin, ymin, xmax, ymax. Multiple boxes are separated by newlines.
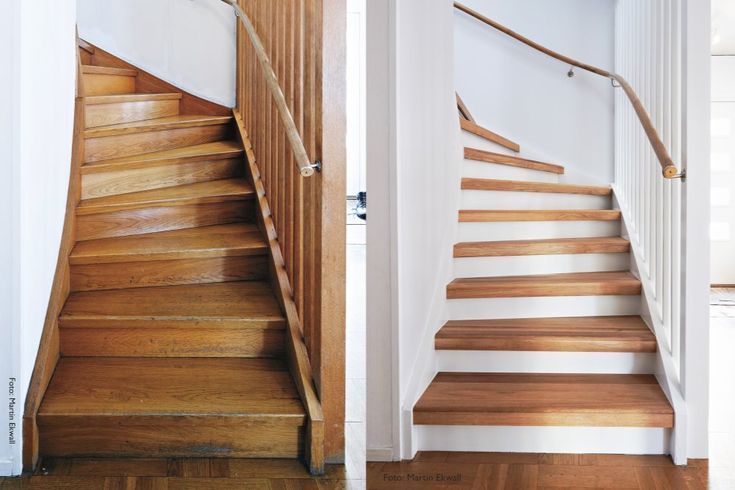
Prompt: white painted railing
<box><xmin>614</xmin><ymin>0</ymin><xmax>687</xmax><ymax>464</ymax></box>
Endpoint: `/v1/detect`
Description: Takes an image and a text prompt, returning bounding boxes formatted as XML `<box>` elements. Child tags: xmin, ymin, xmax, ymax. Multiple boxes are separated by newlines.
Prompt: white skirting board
<box><xmin>413</xmin><ymin>426</ymin><xmax>670</xmax><ymax>457</ymax></box>
<box><xmin>436</xmin><ymin>350</ymin><xmax>656</xmax><ymax>374</ymax></box>
<box><xmin>367</xmin><ymin>448</ymin><xmax>396</xmax><ymax>462</ymax></box>
<box><xmin>0</xmin><ymin>459</ymin><xmax>19</xmax><ymax>477</ymax></box>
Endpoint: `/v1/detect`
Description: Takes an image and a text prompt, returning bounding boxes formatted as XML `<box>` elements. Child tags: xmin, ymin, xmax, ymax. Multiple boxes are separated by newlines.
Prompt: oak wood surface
<box><xmin>456</xmin><ymin>92</ymin><xmax>475</xmax><ymax>122</ymax></box>
<box><xmin>454</xmin><ymin>237</ymin><xmax>630</xmax><ymax>257</ymax></box>
<box><xmin>459</xmin><ymin>209</ymin><xmax>621</xmax><ymax>222</ymax></box>
<box><xmin>460</xmin><ymin>119</ymin><xmax>520</xmax><ymax>152</ymax></box>
<box><xmin>447</xmin><ymin>271</ymin><xmax>641</xmax><ymax>299</ymax></box>
<box><xmin>75</xmin><ymin>201</ymin><xmax>254</xmax><ymax>241</ymax></box>
<box><xmin>461</xmin><ymin>178</ymin><xmax>611</xmax><ymax>196</ymax></box>
<box><xmin>70</xmin><ymin>223</ymin><xmax>267</xmax><ymax>264</ymax></box>
<box><xmin>436</xmin><ymin>316</ymin><xmax>657</xmax><ymax>352</ymax></box>
<box><xmin>84</xmin><ymin>115</ymin><xmax>233</xmax><ymax>139</ymax></box>
<box><xmin>82</xmin><ymin>72</ymin><xmax>136</xmax><ymax>97</ymax></box>
<box><xmin>414</xmin><ymin>373</ymin><xmax>674</xmax><ymax>427</ymax></box>
<box><xmin>85</xmin><ymin>97</ymin><xmax>181</xmax><ymax>128</ymax></box>
<box><xmin>82</xmin><ymin>65</ymin><xmax>138</xmax><ymax>76</ymax></box>
<box><xmin>82</xmin><ymin>140</ymin><xmax>244</xmax><ymax>173</ymax></box>
<box><xmin>76</xmin><ymin>179</ymin><xmax>255</xmax><ymax>215</ymax></box>
<box><xmin>465</xmin><ymin>147</ymin><xmax>565</xmax><ymax>174</ymax></box>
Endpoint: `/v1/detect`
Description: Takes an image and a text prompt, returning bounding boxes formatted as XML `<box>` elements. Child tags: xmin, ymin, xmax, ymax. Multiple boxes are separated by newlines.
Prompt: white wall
<box><xmin>77</xmin><ymin>0</ymin><xmax>236</xmax><ymax>107</ymax></box>
<box><xmin>711</xmin><ymin>57</ymin><xmax>735</xmax><ymax>285</ymax></box>
<box><xmin>0</xmin><ymin>0</ymin><xmax>77</xmax><ymax>476</ymax></box>
<box><xmin>367</xmin><ymin>0</ymin><xmax>460</xmax><ymax>461</ymax></box>
<box><xmin>454</xmin><ymin>0</ymin><xmax>616</xmax><ymax>184</ymax></box>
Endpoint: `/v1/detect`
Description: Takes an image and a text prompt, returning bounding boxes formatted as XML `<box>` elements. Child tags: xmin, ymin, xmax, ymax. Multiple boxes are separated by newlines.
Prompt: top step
<box><xmin>465</xmin><ymin>148</ymin><xmax>564</xmax><ymax>175</ymax></box>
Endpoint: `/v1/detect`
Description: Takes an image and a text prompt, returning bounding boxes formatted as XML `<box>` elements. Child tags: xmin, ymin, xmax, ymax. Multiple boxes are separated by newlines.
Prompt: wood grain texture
<box><xmin>82</xmin><ymin>65</ymin><xmax>138</xmax><ymax>76</ymax></box>
<box><xmin>70</xmin><ymin>223</ymin><xmax>266</xmax><ymax>264</ymax></box>
<box><xmin>84</xmin><ymin>115</ymin><xmax>233</xmax><ymax>139</ymax></box>
<box><xmin>75</xmin><ymin>200</ymin><xmax>254</xmax><ymax>241</ymax></box>
<box><xmin>38</xmin><ymin>358</ymin><xmax>305</xmax><ymax>458</ymax></box>
<box><xmin>454</xmin><ymin>237</ymin><xmax>630</xmax><ymax>257</ymax></box>
<box><xmin>459</xmin><ymin>209</ymin><xmax>621</xmax><ymax>222</ymax></box>
<box><xmin>413</xmin><ymin>373</ymin><xmax>674</xmax><ymax>427</ymax></box>
<box><xmin>460</xmin><ymin>119</ymin><xmax>520</xmax><ymax>152</ymax></box>
<box><xmin>60</xmin><ymin>281</ymin><xmax>284</xmax><ymax>329</ymax></box>
<box><xmin>85</xmin><ymin>95</ymin><xmax>181</xmax><ymax>128</ymax></box>
<box><xmin>83</xmin><ymin>73</ymin><xmax>136</xmax><ymax>97</ymax></box>
<box><xmin>69</xmin><ymin>255</ymin><xmax>268</xmax><ymax>291</ymax></box>
<box><xmin>82</xmin><ymin>140</ymin><xmax>243</xmax><ymax>173</ymax></box>
<box><xmin>436</xmin><ymin>316</ymin><xmax>657</xmax><ymax>352</ymax></box>
<box><xmin>465</xmin><ymin>147</ymin><xmax>565</xmax><ymax>174</ymax></box>
<box><xmin>456</xmin><ymin>92</ymin><xmax>475</xmax><ymax>122</ymax></box>
<box><xmin>461</xmin><ymin>178</ymin><xmax>611</xmax><ymax>196</ymax></box>
<box><xmin>84</xmin><ymin>123</ymin><xmax>232</xmax><ymax>163</ymax></box>
<box><xmin>81</xmin><ymin>157</ymin><xmax>243</xmax><ymax>199</ymax></box>
<box><xmin>87</xmin><ymin>43</ymin><xmax>231</xmax><ymax>116</ymax></box>
<box><xmin>447</xmin><ymin>271</ymin><xmax>641</xmax><ymax>299</ymax></box>
<box><xmin>77</xmin><ymin>179</ymin><xmax>255</xmax><ymax>215</ymax></box>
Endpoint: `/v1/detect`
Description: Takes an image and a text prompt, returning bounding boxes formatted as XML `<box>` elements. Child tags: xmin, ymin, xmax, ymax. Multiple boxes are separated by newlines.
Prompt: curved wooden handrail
<box><xmin>220</xmin><ymin>0</ymin><xmax>320</xmax><ymax>177</ymax></box>
<box><xmin>454</xmin><ymin>2</ymin><xmax>680</xmax><ymax>179</ymax></box>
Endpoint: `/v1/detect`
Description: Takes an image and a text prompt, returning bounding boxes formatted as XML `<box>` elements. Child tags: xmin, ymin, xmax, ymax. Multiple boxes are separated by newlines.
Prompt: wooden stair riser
<box><xmin>84</xmin><ymin>124</ymin><xmax>232</xmax><ymax>163</ymax></box>
<box><xmin>60</xmin><ymin>326</ymin><xmax>285</xmax><ymax>358</ymax></box>
<box><xmin>76</xmin><ymin>201</ymin><xmax>255</xmax><ymax>241</ymax></box>
<box><xmin>454</xmin><ymin>253</ymin><xmax>630</xmax><ymax>278</ymax></box>
<box><xmin>461</xmin><ymin>190</ymin><xmax>611</xmax><ymax>211</ymax></box>
<box><xmin>38</xmin><ymin>417</ymin><xmax>304</xmax><ymax>458</ymax></box>
<box><xmin>81</xmin><ymin>158</ymin><xmax>244</xmax><ymax>199</ymax></box>
<box><xmin>85</xmin><ymin>99</ymin><xmax>181</xmax><ymax>128</ymax></box>
<box><xmin>83</xmin><ymin>73</ymin><xmax>136</xmax><ymax>96</ymax></box>
<box><xmin>69</xmin><ymin>255</ymin><xmax>268</xmax><ymax>291</ymax></box>
<box><xmin>458</xmin><ymin>221</ymin><xmax>622</xmax><ymax>242</ymax></box>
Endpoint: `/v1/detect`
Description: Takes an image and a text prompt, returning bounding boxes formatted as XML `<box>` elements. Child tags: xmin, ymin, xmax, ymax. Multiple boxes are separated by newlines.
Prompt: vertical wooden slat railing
<box><xmin>226</xmin><ymin>0</ymin><xmax>346</xmax><ymax>473</ymax></box>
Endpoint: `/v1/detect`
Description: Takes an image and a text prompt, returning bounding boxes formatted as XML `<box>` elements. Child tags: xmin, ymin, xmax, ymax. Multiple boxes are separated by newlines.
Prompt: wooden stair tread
<box><xmin>436</xmin><ymin>316</ymin><xmax>656</xmax><ymax>352</ymax></box>
<box><xmin>460</xmin><ymin>119</ymin><xmax>520</xmax><ymax>152</ymax></box>
<box><xmin>60</xmin><ymin>281</ymin><xmax>284</xmax><ymax>325</ymax></box>
<box><xmin>82</xmin><ymin>65</ymin><xmax>138</xmax><ymax>77</ymax></box>
<box><xmin>85</xmin><ymin>93</ymin><xmax>183</xmax><ymax>105</ymax></box>
<box><xmin>462</xmin><ymin>178</ymin><xmax>611</xmax><ymax>196</ymax></box>
<box><xmin>39</xmin><ymin>357</ymin><xmax>305</xmax><ymax>418</ymax></box>
<box><xmin>84</xmin><ymin>114</ymin><xmax>233</xmax><ymax>139</ymax></box>
<box><xmin>413</xmin><ymin>373</ymin><xmax>673</xmax><ymax>427</ymax></box>
<box><xmin>447</xmin><ymin>271</ymin><xmax>641</xmax><ymax>298</ymax></box>
<box><xmin>454</xmin><ymin>237</ymin><xmax>630</xmax><ymax>257</ymax></box>
<box><xmin>465</xmin><ymin>148</ymin><xmax>565</xmax><ymax>174</ymax></box>
<box><xmin>70</xmin><ymin>223</ymin><xmax>266</xmax><ymax>264</ymax></box>
<box><xmin>459</xmin><ymin>209</ymin><xmax>621</xmax><ymax>222</ymax></box>
<box><xmin>76</xmin><ymin>178</ymin><xmax>254</xmax><ymax>215</ymax></box>
<box><xmin>82</xmin><ymin>141</ymin><xmax>244</xmax><ymax>173</ymax></box>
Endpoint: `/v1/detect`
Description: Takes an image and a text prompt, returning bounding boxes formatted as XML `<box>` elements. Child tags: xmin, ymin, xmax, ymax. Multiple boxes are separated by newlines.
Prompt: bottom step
<box><xmin>414</xmin><ymin>373</ymin><xmax>673</xmax><ymax>428</ymax></box>
<box><xmin>38</xmin><ymin>358</ymin><xmax>306</xmax><ymax>458</ymax></box>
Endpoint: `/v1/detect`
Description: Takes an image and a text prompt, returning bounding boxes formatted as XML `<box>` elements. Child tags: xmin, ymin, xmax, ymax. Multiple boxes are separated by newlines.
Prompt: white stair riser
<box><xmin>453</xmin><ymin>253</ymin><xmax>630</xmax><ymax>277</ymax></box>
<box><xmin>461</xmin><ymin>190</ymin><xmax>611</xmax><ymax>210</ymax></box>
<box><xmin>413</xmin><ymin>426</ymin><xmax>669</xmax><ymax>455</ymax></box>
<box><xmin>448</xmin><ymin>295</ymin><xmax>641</xmax><ymax>320</ymax></box>
<box><xmin>436</xmin><ymin>351</ymin><xmax>656</xmax><ymax>374</ymax></box>
<box><xmin>458</xmin><ymin>221</ymin><xmax>621</xmax><ymax>242</ymax></box>
<box><xmin>462</xmin><ymin>160</ymin><xmax>560</xmax><ymax>183</ymax></box>
<box><xmin>462</xmin><ymin>132</ymin><xmax>520</xmax><ymax>156</ymax></box>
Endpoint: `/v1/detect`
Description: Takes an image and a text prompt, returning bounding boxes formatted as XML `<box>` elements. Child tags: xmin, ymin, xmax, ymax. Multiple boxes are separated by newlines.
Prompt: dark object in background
<box><xmin>356</xmin><ymin>191</ymin><xmax>366</xmax><ymax>221</ymax></box>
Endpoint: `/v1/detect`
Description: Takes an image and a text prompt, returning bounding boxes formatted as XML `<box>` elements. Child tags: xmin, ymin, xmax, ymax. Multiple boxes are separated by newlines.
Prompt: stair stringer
<box><xmin>613</xmin><ymin>186</ymin><xmax>688</xmax><ymax>465</ymax></box>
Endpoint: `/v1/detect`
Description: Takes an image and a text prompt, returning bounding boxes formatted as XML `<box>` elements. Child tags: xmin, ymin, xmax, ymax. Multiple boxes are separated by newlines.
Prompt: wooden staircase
<box><xmin>30</xmin><ymin>41</ymin><xmax>308</xmax><ymax>463</ymax></box>
<box><xmin>413</xmin><ymin>116</ymin><xmax>673</xmax><ymax>450</ymax></box>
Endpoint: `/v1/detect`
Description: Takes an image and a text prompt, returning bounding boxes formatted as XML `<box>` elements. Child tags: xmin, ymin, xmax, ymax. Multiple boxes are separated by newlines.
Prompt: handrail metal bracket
<box><xmin>670</xmin><ymin>169</ymin><xmax>686</xmax><ymax>181</ymax></box>
<box><xmin>611</xmin><ymin>78</ymin><xmax>621</xmax><ymax>88</ymax></box>
<box><xmin>300</xmin><ymin>160</ymin><xmax>322</xmax><ymax>178</ymax></box>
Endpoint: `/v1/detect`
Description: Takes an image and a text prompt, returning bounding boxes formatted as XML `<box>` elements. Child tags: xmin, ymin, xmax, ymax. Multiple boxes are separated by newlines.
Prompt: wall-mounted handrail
<box><xmin>220</xmin><ymin>0</ymin><xmax>320</xmax><ymax>177</ymax></box>
<box><xmin>454</xmin><ymin>1</ymin><xmax>682</xmax><ymax>179</ymax></box>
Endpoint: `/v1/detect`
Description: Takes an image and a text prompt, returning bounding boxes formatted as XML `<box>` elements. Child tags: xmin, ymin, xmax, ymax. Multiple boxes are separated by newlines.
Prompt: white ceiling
<box><xmin>713</xmin><ymin>0</ymin><xmax>735</xmax><ymax>55</ymax></box>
